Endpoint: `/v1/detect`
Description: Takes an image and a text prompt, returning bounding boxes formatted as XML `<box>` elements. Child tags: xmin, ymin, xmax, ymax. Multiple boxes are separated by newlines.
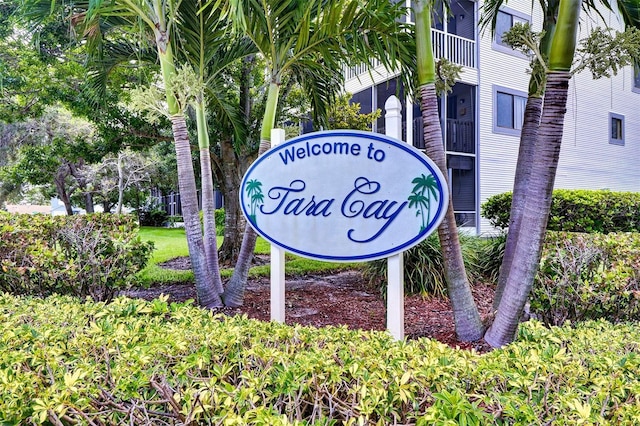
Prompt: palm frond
<box><xmin>205</xmin><ymin>75</ymin><xmax>248</xmax><ymax>149</ymax></box>
<box><xmin>478</xmin><ymin>0</ymin><xmax>506</xmax><ymax>35</ymax></box>
<box><xmin>289</xmin><ymin>58</ymin><xmax>344</xmax><ymax>129</ymax></box>
<box><xmin>86</xmin><ymin>39</ymin><xmax>156</xmax><ymax>105</ymax></box>
<box><xmin>617</xmin><ymin>0</ymin><xmax>640</xmax><ymax>28</ymax></box>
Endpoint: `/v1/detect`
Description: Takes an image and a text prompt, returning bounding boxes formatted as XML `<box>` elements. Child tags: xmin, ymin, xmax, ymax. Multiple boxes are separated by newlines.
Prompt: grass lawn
<box><xmin>137</xmin><ymin>227</ymin><xmax>359</xmax><ymax>286</ymax></box>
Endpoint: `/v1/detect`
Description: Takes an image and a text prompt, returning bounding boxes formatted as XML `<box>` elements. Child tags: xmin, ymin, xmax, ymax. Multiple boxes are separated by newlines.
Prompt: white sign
<box><xmin>240</xmin><ymin>130</ymin><xmax>448</xmax><ymax>262</ymax></box>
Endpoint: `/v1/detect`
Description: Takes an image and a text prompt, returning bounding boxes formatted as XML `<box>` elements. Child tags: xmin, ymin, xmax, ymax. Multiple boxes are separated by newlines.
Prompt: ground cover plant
<box><xmin>1</xmin><ymin>293</ymin><xmax>639</xmax><ymax>424</ymax></box>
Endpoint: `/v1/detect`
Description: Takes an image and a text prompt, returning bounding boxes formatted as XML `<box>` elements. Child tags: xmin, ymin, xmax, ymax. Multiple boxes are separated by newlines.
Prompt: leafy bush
<box><xmin>482</xmin><ymin>189</ymin><xmax>640</xmax><ymax>233</ymax></box>
<box><xmin>0</xmin><ymin>213</ymin><xmax>153</xmax><ymax>301</ymax></box>
<box><xmin>362</xmin><ymin>234</ymin><xmax>493</xmax><ymax>297</ymax></box>
<box><xmin>1</xmin><ymin>293</ymin><xmax>639</xmax><ymax>425</ymax></box>
<box><xmin>531</xmin><ymin>231</ymin><xmax>640</xmax><ymax>326</ymax></box>
<box><xmin>471</xmin><ymin>233</ymin><xmax>507</xmax><ymax>283</ymax></box>
<box><xmin>216</xmin><ymin>208</ymin><xmax>225</xmax><ymax>235</ymax></box>
<box><xmin>136</xmin><ymin>197</ymin><xmax>168</xmax><ymax>226</ymax></box>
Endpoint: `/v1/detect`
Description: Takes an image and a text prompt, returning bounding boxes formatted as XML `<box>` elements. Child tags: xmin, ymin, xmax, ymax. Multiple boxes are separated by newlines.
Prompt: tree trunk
<box><xmin>54</xmin><ymin>167</ymin><xmax>74</xmax><ymax>216</ymax></box>
<box><xmin>194</xmin><ymin>99</ymin><xmax>224</xmax><ymax>296</ymax></box>
<box><xmin>220</xmin><ymin>138</ymin><xmax>269</xmax><ymax>307</ymax></box>
<box><xmin>419</xmin><ymin>83</ymin><xmax>484</xmax><ymax>341</ymax></box>
<box><xmin>485</xmin><ymin>71</ymin><xmax>571</xmax><ymax>347</ymax></box>
<box><xmin>222</xmin><ymin>81</ymin><xmax>279</xmax><ymax>307</ymax></box>
<box><xmin>493</xmin><ymin>1</ymin><xmax>556</xmax><ymax>309</ymax></box>
<box><xmin>170</xmin><ymin>114</ymin><xmax>223</xmax><ymax>308</ymax></box>
<box><xmin>200</xmin><ymin>147</ymin><xmax>224</xmax><ymax>295</ymax></box>
<box><xmin>215</xmin><ymin>139</ymin><xmax>254</xmax><ymax>265</ymax></box>
<box><xmin>84</xmin><ymin>193</ymin><xmax>94</xmax><ymax>213</ymax></box>
<box><xmin>217</xmin><ymin>55</ymin><xmax>257</xmax><ymax>265</ymax></box>
<box><xmin>68</xmin><ymin>162</ymin><xmax>94</xmax><ymax>213</ymax></box>
<box><xmin>492</xmin><ymin>96</ymin><xmax>543</xmax><ymax>309</ymax></box>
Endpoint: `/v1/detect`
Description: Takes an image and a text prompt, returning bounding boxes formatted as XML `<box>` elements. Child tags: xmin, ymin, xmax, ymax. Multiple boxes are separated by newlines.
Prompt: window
<box><xmin>609</xmin><ymin>113</ymin><xmax>624</xmax><ymax>146</ymax></box>
<box><xmin>493</xmin><ymin>7</ymin><xmax>530</xmax><ymax>55</ymax></box>
<box><xmin>493</xmin><ymin>85</ymin><xmax>527</xmax><ymax>136</ymax></box>
<box><xmin>633</xmin><ymin>61</ymin><xmax>640</xmax><ymax>93</ymax></box>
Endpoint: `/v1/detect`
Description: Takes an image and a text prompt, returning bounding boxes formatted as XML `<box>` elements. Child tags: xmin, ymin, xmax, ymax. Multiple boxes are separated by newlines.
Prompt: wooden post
<box><xmin>384</xmin><ymin>95</ymin><xmax>405</xmax><ymax>340</ymax></box>
<box><xmin>270</xmin><ymin>128</ymin><xmax>286</xmax><ymax>323</ymax></box>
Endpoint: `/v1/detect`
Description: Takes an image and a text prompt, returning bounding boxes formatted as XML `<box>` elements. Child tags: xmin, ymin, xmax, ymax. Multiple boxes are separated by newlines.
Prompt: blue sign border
<box><xmin>240</xmin><ymin>130</ymin><xmax>447</xmax><ymax>262</ymax></box>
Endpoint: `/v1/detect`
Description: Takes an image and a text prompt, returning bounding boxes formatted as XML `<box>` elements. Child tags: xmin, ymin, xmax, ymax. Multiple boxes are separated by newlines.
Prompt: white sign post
<box><xmin>270</xmin><ymin>129</ymin><xmax>286</xmax><ymax>323</ymax></box>
<box><xmin>384</xmin><ymin>95</ymin><xmax>405</xmax><ymax>340</ymax></box>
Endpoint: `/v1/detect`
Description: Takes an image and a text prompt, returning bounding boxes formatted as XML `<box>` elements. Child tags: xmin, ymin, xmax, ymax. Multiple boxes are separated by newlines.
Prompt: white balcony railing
<box><xmin>344</xmin><ymin>29</ymin><xmax>475</xmax><ymax>81</ymax></box>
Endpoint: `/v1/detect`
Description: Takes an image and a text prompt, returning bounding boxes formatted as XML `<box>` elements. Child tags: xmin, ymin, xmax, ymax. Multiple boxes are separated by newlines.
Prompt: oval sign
<box><xmin>240</xmin><ymin>130</ymin><xmax>449</xmax><ymax>262</ymax></box>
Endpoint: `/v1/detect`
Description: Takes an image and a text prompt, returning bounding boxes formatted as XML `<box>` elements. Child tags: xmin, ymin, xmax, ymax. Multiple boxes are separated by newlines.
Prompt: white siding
<box><xmin>555</xmin><ymin>10</ymin><xmax>640</xmax><ymax>193</ymax></box>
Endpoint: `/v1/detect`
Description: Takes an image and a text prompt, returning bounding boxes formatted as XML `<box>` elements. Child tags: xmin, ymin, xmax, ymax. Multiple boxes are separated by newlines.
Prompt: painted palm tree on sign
<box><xmin>408</xmin><ymin>173</ymin><xmax>439</xmax><ymax>231</ymax></box>
<box><xmin>245</xmin><ymin>179</ymin><xmax>263</xmax><ymax>224</ymax></box>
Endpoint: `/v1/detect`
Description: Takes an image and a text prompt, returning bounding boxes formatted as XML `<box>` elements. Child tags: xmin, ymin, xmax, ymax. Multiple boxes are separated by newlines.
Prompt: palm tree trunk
<box><xmin>492</xmin><ymin>96</ymin><xmax>542</xmax><ymax>309</ymax></box>
<box><xmin>171</xmin><ymin>114</ymin><xmax>223</xmax><ymax>308</ymax></box>
<box><xmin>195</xmin><ymin>100</ymin><xmax>224</xmax><ymax>295</ymax></box>
<box><xmin>200</xmin><ymin>146</ymin><xmax>224</xmax><ymax>295</ymax></box>
<box><xmin>222</xmin><ymin>82</ymin><xmax>279</xmax><ymax>307</ymax></box>
<box><xmin>420</xmin><ymin>83</ymin><xmax>484</xmax><ymax>341</ymax></box>
<box><xmin>485</xmin><ymin>71</ymin><xmax>571</xmax><ymax>347</ymax></box>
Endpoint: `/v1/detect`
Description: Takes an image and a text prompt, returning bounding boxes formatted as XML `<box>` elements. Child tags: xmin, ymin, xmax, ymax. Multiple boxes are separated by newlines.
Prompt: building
<box><xmin>343</xmin><ymin>0</ymin><xmax>640</xmax><ymax>235</ymax></box>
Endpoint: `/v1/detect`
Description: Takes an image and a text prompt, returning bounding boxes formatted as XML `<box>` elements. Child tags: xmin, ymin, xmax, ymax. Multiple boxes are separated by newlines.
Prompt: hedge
<box><xmin>1</xmin><ymin>293</ymin><xmax>639</xmax><ymax>425</ymax></box>
<box><xmin>482</xmin><ymin>189</ymin><xmax>640</xmax><ymax>233</ymax></box>
<box><xmin>0</xmin><ymin>213</ymin><xmax>153</xmax><ymax>301</ymax></box>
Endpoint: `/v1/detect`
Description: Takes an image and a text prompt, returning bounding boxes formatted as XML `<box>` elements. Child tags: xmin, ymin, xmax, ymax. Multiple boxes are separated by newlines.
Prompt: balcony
<box><xmin>412</xmin><ymin>117</ymin><xmax>474</xmax><ymax>152</ymax></box>
<box><xmin>431</xmin><ymin>29</ymin><xmax>475</xmax><ymax>68</ymax></box>
<box><xmin>344</xmin><ymin>29</ymin><xmax>476</xmax><ymax>81</ymax></box>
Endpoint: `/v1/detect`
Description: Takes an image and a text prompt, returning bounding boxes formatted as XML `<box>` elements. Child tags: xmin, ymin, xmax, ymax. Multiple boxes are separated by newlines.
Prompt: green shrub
<box><xmin>216</xmin><ymin>208</ymin><xmax>225</xmax><ymax>235</ymax></box>
<box><xmin>0</xmin><ymin>213</ymin><xmax>153</xmax><ymax>301</ymax></box>
<box><xmin>531</xmin><ymin>231</ymin><xmax>640</xmax><ymax>326</ymax></box>
<box><xmin>482</xmin><ymin>189</ymin><xmax>640</xmax><ymax>233</ymax></box>
<box><xmin>362</xmin><ymin>234</ymin><xmax>493</xmax><ymax>297</ymax></box>
<box><xmin>1</xmin><ymin>293</ymin><xmax>639</xmax><ymax>425</ymax></box>
<box><xmin>471</xmin><ymin>233</ymin><xmax>507</xmax><ymax>283</ymax></box>
<box><xmin>136</xmin><ymin>197</ymin><xmax>168</xmax><ymax>227</ymax></box>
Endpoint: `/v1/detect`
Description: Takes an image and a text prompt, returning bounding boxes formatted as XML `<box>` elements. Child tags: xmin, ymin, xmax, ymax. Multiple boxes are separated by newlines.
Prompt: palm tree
<box><xmin>220</xmin><ymin>0</ymin><xmax>416</xmax><ymax>307</ymax></box>
<box><xmin>174</xmin><ymin>0</ymin><xmax>256</xmax><ymax>296</ymax></box>
<box><xmin>481</xmin><ymin>0</ymin><xmax>640</xmax><ymax>347</ymax></box>
<box><xmin>33</xmin><ymin>0</ymin><xmax>226</xmax><ymax>307</ymax></box>
<box><xmin>413</xmin><ymin>0</ymin><xmax>484</xmax><ymax>341</ymax></box>
<box><xmin>484</xmin><ymin>0</ymin><xmax>583</xmax><ymax>347</ymax></box>
<box><xmin>481</xmin><ymin>0</ymin><xmax>559</xmax><ymax>310</ymax></box>
<box><xmin>245</xmin><ymin>179</ymin><xmax>263</xmax><ymax>221</ymax></box>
